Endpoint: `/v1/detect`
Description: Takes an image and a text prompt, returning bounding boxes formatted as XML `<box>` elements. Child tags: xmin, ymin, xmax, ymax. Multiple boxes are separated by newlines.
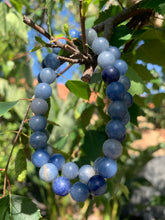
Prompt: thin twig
<box><xmin>3</xmin><ymin>96</ymin><xmax>34</xmax><ymax>197</ymax></box>
<box><xmin>56</xmin><ymin>63</ymin><xmax>73</xmax><ymax>78</ymax></box>
<box><xmin>79</xmin><ymin>0</ymin><xmax>88</xmax><ymax>55</ymax></box>
<box><xmin>57</xmin><ymin>56</ymin><xmax>80</xmax><ymax>64</ymax></box>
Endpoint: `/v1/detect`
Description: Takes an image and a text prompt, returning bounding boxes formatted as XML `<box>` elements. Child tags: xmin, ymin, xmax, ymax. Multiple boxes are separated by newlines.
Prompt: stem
<box><xmin>79</xmin><ymin>0</ymin><xmax>88</xmax><ymax>55</ymax></box>
<box><xmin>3</xmin><ymin>96</ymin><xmax>34</xmax><ymax>197</ymax></box>
<box><xmin>56</xmin><ymin>63</ymin><xmax>73</xmax><ymax>78</ymax></box>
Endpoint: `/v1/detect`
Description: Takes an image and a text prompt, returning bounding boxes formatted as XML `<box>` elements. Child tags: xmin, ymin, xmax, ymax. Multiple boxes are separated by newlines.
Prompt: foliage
<box><xmin>0</xmin><ymin>0</ymin><xmax>165</xmax><ymax>219</ymax></box>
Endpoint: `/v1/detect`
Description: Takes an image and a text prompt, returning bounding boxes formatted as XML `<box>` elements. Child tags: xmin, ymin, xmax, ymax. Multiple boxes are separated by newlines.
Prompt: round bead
<box><xmin>92</xmin><ymin>37</ymin><xmax>109</xmax><ymax>55</ymax></box>
<box><xmin>86</xmin><ymin>28</ymin><xmax>97</xmax><ymax>46</ymax></box>
<box><xmin>103</xmin><ymin>139</ymin><xmax>123</xmax><ymax>160</ymax></box>
<box><xmin>40</xmin><ymin>68</ymin><xmax>57</xmax><ymax>84</ymax></box>
<box><xmin>102</xmin><ymin>66</ymin><xmax>120</xmax><ymax>84</ymax></box>
<box><xmin>108</xmin><ymin>100</ymin><xmax>128</xmax><ymax>120</ymax></box>
<box><xmin>114</xmin><ymin>59</ymin><xmax>128</xmax><ymax>75</ymax></box>
<box><xmin>87</xmin><ymin>175</ymin><xmax>107</xmax><ymax>196</ymax></box>
<box><xmin>44</xmin><ymin>53</ymin><xmax>60</xmax><ymax>70</ymax></box>
<box><xmin>50</xmin><ymin>153</ymin><xmax>65</xmax><ymax>170</ymax></box>
<box><xmin>79</xmin><ymin>165</ymin><xmax>95</xmax><ymax>184</ymax></box>
<box><xmin>69</xmin><ymin>29</ymin><xmax>81</xmax><ymax>39</ymax></box>
<box><xmin>31</xmin><ymin>149</ymin><xmax>50</xmax><ymax>167</ymax></box>
<box><xmin>94</xmin><ymin>157</ymin><xmax>104</xmax><ymax>173</ymax></box>
<box><xmin>39</xmin><ymin>163</ymin><xmax>58</xmax><ymax>182</ymax></box>
<box><xmin>29</xmin><ymin>131</ymin><xmax>48</xmax><ymax>149</ymax></box>
<box><xmin>31</xmin><ymin>98</ymin><xmax>48</xmax><ymax>115</ymax></box>
<box><xmin>105</xmin><ymin>119</ymin><xmax>126</xmax><ymax>141</ymax></box>
<box><xmin>34</xmin><ymin>83</ymin><xmax>52</xmax><ymax>99</ymax></box>
<box><xmin>106</xmin><ymin>82</ymin><xmax>126</xmax><ymax>100</ymax></box>
<box><xmin>97</xmin><ymin>157</ymin><xmax>117</xmax><ymax>178</ymax></box>
<box><xmin>107</xmin><ymin>46</ymin><xmax>121</xmax><ymax>59</ymax></box>
<box><xmin>62</xmin><ymin>162</ymin><xmax>79</xmax><ymax>179</ymax></box>
<box><xmin>118</xmin><ymin>75</ymin><xmax>131</xmax><ymax>90</ymax></box>
<box><xmin>97</xmin><ymin>51</ymin><xmax>115</xmax><ymax>69</ymax></box>
<box><xmin>29</xmin><ymin>115</ymin><xmax>47</xmax><ymax>131</ymax></box>
<box><xmin>70</xmin><ymin>182</ymin><xmax>89</xmax><ymax>202</ymax></box>
<box><xmin>52</xmin><ymin>176</ymin><xmax>71</xmax><ymax>196</ymax></box>
<box><xmin>123</xmin><ymin>92</ymin><xmax>133</xmax><ymax>108</ymax></box>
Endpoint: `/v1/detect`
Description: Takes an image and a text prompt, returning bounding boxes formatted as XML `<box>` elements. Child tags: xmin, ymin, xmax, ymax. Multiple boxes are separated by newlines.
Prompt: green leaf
<box><xmin>132</xmin><ymin>64</ymin><xmax>155</xmax><ymax>82</ymax></box>
<box><xmin>126</xmin><ymin>66</ymin><xmax>145</xmax><ymax>96</ymax></box>
<box><xmin>54</xmin><ymin>136</ymin><xmax>68</xmax><ymax>150</ymax></box>
<box><xmin>85</xmin><ymin>16</ymin><xmax>96</xmax><ymax>28</ymax></box>
<box><xmin>151</xmin><ymin>195</ymin><xmax>165</xmax><ymax>206</ymax></box>
<box><xmin>30</xmin><ymin>45</ymin><xmax>43</xmax><ymax>52</ymax></box>
<box><xmin>136</xmin><ymin>39</ymin><xmax>165</xmax><ymax>66</ymax></box>
<box><xmin>0</xmin><ymin>195</ymin><xmax>41</xmax><ymax>220</ymax></box>
<box><xmin>46</xmin><ymin>0</ymin><xmax>55</xmax><ymax>35</ymax></box>
<box><xmin>35</xmin><ymin>36</ymin><xmax>47</xmax><ymax>46</ymax></box>
<box><xmin>0</xmin><ymin>3</ymin><xmax>7</xmax><ymax>36</ymax></box>
<box><xmin>110</xmin><ymin>25</ymin><xmax>133</xmax><ymax>47</ymax></box>
<box><xmin>65</xmin><ymin>80</ymin><xmax>91</xmax><ymax>100</ymax></box>
<box><xmin>94</xmin><ymin>5</ymin><xmax>121</xmax><ymax>25</ymax></box>
<box><xmin>82</xmin><ymin>0</ymin><xmax>93</xmax><ymax>16</ymax></box>
<box><xmin>6</xmin><ymin>9</ymin><xmax>28</xmax><ymax>42</ymax></box>
<box><xmin>115</xmin><ymin>183</ymin><xmax>129</xmax><ymax>200</ymax></box>
<box><xmin>150</xmin><ymin>93</ymin><xmax>165</xmax><ymax>107</ymax></box>
<box><xmin>78</xmin><ymin>104</ymin><xmax>95</xmax><ymax>128</ymax></box>
<box><xmin>0</xmin><ymin>100</ymin><xmax>19</xmax><ymax>117</ymax></box>
<box><xmin>15</xmin><ymin>148</ymin><xmax>27</xmax><ymax>182</ymax></box>
<box><xmin>80</xmin><ymin>130</ymin><xmax>107</xmax><ymax>163</ymax></box>
<box><xmin>140</xmin><ymin>0</ymin><xmax>165</xmax><ymax>14</ymax></box>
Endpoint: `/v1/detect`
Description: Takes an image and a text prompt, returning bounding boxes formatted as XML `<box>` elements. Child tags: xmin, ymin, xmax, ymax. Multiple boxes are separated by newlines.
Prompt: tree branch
<box><xmin>93</xmin><ymin>2</ymin><xmax>153</xmax><ymax>40</ymax></box>
<box><xmin>3</xmin><ymin>96</ymin><xmax>34</xmax><ymax>197</ymax></box>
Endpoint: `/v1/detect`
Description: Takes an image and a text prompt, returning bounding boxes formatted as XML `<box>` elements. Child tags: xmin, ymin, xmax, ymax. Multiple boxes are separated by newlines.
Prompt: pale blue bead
<box><xmin>79</xmin><ymin>165</ymin><xmax>95</xmax><ymax>184</ymax></box>
<box><xmin>97</xmin><ymin>158</ymin><xmax>117</xmax><ymax>178</ymax></box>
<box><xmin>114</xmin><ymin>59</ymin><xmax>128</xmax><ymax>75</ymax></box>
<box><xmin>39</xmin><ymin>163</ymin><xmax>58</xmax><ymax>182</ymax></box>
<box><xmin>62</xmin><ymin>162</ymin><xmax>79</xmax><ymax>179</ymax></box>
<box><xmin>103</xmin><ymin>139</ymin><xmax>123</xmax><ymax>160</ymax></box>
<box><xmin>97</xmin><ymin>51</ymin><xmax>115</xmax><ymax>69</ymax></box>
<box><xmin>86</xmin><ymin>28</ymin><xmax>97</xmax><ymax>46</ymax></box>
<box><xmin>92</xmin><ymin>37</ymin><xmax>109</xmax><ymax>55</ymax></box>
<box><xmin>107</xmin><ymin>46</ymin><xmax>121</xmax><ymax>59</ymax></box>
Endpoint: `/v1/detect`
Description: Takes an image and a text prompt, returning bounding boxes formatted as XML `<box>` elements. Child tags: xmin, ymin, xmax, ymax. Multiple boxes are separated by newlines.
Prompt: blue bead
<box><xmin>123</xmin><ymin>92</ymin><xmax>133</xmax><ymax>108</ymax></box>
<box><xmin>92</xmin><ymin>37</ymin><xmax>109</xmax><ymax>55</ymax></box>
<box><xmin>79</xmin><ymin>165</ymin><xmax>95</xmax><ymax>184</ymax></box>
<box><xmin>29</xmin><ymin>115</ymin><xmax>47</xmax><ymax>131</ymax></box>
<box><xmin>31</xmin><ymin>149</ymin><xmax>50</xmax><ymax>167</ymax></box>
<box><xmin>102</xmin><ymin>66</ymin><xmax>120</xmax><ymax>84</ymax></box>
<box><xmin>69</xmin><ymin>29</ymin><xmax>81</xmax><ymax>39</ymax></box>
<box><xmin>52</xmin><ymin>176</ymin><xmax>71</xmax><ymax>196</ymax></box>
<box><xmin>114</xmin><ymin>59</ymin><xmax>128</xmax><ymax>75</ymax></box>
<box><xmin>103</xmin><ymin>139</ymin><xmax>123</xmax><ymax>160</ymax></box>
<box><xmin>87</xmin><ymin>175</ymin><xmax>107</xmax><ymax>196</ymax></box>
<box><xmin>34</xmin><ymin>83</ymin><xmax>52</xmax><ymax>99</ymax></box>
<box><xmin>97</xmin><ymin>51</ymin><xmax>115</xmax><ymax>69</ymax></box>
<box><xmin>50</xmin><ymin>153</ymin><xmax>65</xmax><ymax>170</ymax></box>
<box><xmin>93</xmin><ymin>157</ymin><xmax>104</xmax><ymax>173</ymax></box>
<box><xmin>40</xmin><ymin>68</ymin><xmax>57</xmax><ymax>84</ymax></box>
<box><xmin>70</xmin><ymin>182</ymin><xmax>89</xmax><ymax>202</ymax></box>
<box><xmin>121</xmin><ymin>112</ymin><xmax>130</xmax><ymax>125</ymax></box>
<box><xmin>118</xmin><ymin>75</ymin><xmax>131</xmax><ymax>90</ymax></box>
<box><xmin>106</xmin><ymin>82</ymin><xmax>126</xmax><ymax>100</ymax></box>
<box><xmin>108</xmin><ymin>100</ymin><xmax>128</xmax><ymax>120</ymax></box>
<box><xmin>39</xmin><ymin>163</ymin><xmax>58</xmax><ymax>182</ymax></box>
<box><xmin>86</xmin><ymin>28</ymin><xmax>97</xmax><ymax>46</ymax></box>
<box><xmin>62</xmin><ymin>162</ymin><xmax>79</xmax><ymax>179</ymax></box>
<box><xmin>29</xmin><ymin>131</ymin><xmax>48</xmax><ymax>149</ymax></box>
<box><xmin>97</xmin><ymin>158</ymin><xmax>117</xmax><ymax>178</ymax></box>
<box><xmin>31</xmin><ymin>98</ymin><xmax>48</xmax><ymax>115</ymax></box>
<box><xmin>44</xmin><ymin>53</ymin><xmax>60</xmax><ymax>70</ymax></box>
<box><xmin>105</xmin><ymin>119</ymin><xmax>126</xmax><ymax>141</ymax></box>
<box><xmin>107</xmin><ymin>46</ymin><xmax>121</xmax><ymax>59</ymax></box>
